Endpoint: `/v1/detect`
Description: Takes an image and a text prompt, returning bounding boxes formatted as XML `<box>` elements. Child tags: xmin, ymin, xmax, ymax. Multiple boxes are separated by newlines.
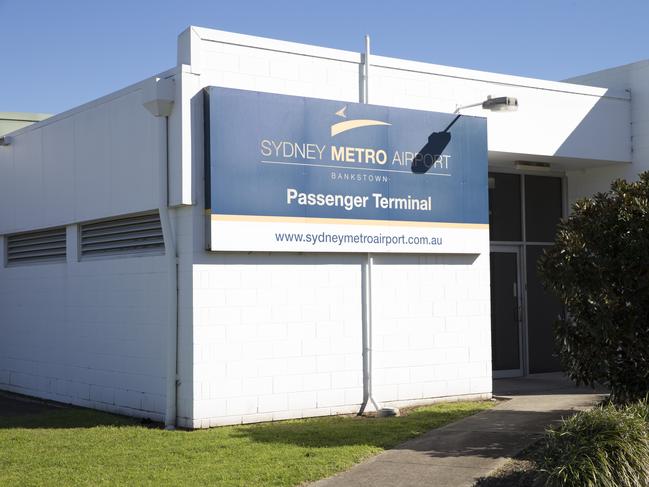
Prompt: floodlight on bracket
<box><xmin>454</xmin><ymin>95</ymin><xmax>519</xmax><ymax>114</ymax></box>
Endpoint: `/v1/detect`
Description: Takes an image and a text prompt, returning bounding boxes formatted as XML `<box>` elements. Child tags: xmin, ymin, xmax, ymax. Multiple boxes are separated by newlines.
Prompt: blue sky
<box><xmin>2</xmin><ymin>0</ymin><xmax>648</xmax><ymax>114</ymax></box>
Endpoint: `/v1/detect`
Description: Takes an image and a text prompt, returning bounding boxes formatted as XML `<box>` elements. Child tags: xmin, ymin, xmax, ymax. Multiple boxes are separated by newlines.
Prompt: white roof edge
<box><xmin>4</xmin><ymin>26</ymin><xmax>634</xmax><ymax>142</ymax></box>
<box><xmin>191</xmin><ymin>26</ymin><xmax>361</xmax><ymax>63</ymax></box>
<box><xmin>371</xmin><ymin>55</ymin><xmax>628</xmax><ymax>100</ymax></box>
<box><xmin>5</xmin><ymin>67</ymin><xmax>178</xmax><ymax>138</ymax></box>
<box><xmin>0</xmin><ymin>112</ymin><xmax>51</xmax><ymax>122</ymax></box>
<box><xmin>190</xmin><ymin>25</ymin><xmax>629</xmax><ymax>101</ymax></box>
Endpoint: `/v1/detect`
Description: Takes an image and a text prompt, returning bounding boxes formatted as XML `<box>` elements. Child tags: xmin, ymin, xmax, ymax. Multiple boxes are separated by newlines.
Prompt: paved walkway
<box><xmin>311</xmin><ymin>373</ymin><xmax>607</xmax><ymax>487</ymax></box>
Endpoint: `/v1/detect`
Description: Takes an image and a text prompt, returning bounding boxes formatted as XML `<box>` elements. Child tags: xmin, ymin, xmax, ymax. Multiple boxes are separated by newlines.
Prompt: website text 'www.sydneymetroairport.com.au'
<box><xmin>274</xmin><ymin>231</ymin><xmax>443</xmax><ymax>247</ymax></box>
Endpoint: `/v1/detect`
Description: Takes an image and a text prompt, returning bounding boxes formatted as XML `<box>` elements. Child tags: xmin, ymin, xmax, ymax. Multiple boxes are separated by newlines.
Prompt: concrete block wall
<box><xmin>0</xmin><ymin>80</ymin><xmax>173</xmax><ymax>421</ymax></box>
<box><xmin>371</xmin><ymin>254</ymin><xmax>492</xmax><ymax>406</ymax></box>
<box><xmin>0</xmin><ymin>228</ymin><xmax>169</xmax><ymax>420</ymax></box>
<box><xmin>566</xmin><ymin>61</ymin><xmax>649</xmax><ymax>204</ymax></box>
<box><xmin>191</xmin><ymin>255</ymin><xmax>364</xmax><ymax>427</ymax></box>
<box><xmin>183</xmin><ymin>27</ymin><xmax>493</xmax><ymax>426</ymax></box>
<box><xmin>190</xmin><ymin>252</ymin><xmax>491</xmax><ymax>427</ymax></box>
<box><xmin>174</xmin><ymin>205</ymin><xmax>198</xmax><ymax>427</ymax></box>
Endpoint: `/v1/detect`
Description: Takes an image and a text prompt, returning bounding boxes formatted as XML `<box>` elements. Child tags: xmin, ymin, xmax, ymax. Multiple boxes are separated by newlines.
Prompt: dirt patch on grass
<box><xmin>474</xmin><ymin>440</ymin><xmax>543</xmax><ymax>487</ymax></box>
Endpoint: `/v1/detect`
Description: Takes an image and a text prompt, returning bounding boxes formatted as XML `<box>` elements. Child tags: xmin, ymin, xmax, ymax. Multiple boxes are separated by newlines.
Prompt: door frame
<box><xmin>490</xmin><ymin>245</ymin><xmax>526</xmax><ymax>378</ymax></box>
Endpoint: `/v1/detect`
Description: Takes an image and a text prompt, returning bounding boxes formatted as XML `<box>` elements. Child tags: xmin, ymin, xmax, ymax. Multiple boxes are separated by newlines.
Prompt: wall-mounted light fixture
<box><xmin>0</xmin><ymin>135</ymin><xmax>13</xmax><ymax>146</ymax></box>
<box><xmin>455</xmin><ymin>95</ymin><xmax>518</xmax><ymax>114</ymax></box>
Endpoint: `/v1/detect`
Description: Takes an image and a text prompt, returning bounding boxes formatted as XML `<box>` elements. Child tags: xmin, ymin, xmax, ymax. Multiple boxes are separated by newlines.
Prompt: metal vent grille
<box><xmin>80</xmin><ymin>212</ymin><xmax>164</xmax><ymax>258</ymax></box>
<box><xmin>7</xmin><ymin>227</ymin><xmax>67</xmax><ymax>265</ymax></box>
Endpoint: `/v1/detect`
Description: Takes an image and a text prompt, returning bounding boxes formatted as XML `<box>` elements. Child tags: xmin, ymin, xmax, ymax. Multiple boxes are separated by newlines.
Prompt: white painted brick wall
<box><xmin>0</xmin><ymin>223</ymin><xmax>170</xmax><ymax>422</ymax></box>
<box><xmin>191</xmin><ymin>257</ymin><xmax>364</xmax><ymax>426</ymax></box>
<box><xmin>369</xmin><ymin>253</ymin><xmax>491</xmax><ymax>405</ymax></box>
<box><xmin>566</xmin><ymin>62</ymin><xmax>649</xmax><ymax>205</ymax></box>
<box><xmin>184</xmin><ymin>28</ymin><xmax>494</xmax><ymax>427</ymax></box>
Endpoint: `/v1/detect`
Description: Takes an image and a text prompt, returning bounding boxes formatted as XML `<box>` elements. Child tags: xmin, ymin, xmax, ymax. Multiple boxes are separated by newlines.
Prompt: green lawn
<box><xmin>0</xmin><ymin>400</ymin><xmax>493</xmax><ymax>486</ymax></box>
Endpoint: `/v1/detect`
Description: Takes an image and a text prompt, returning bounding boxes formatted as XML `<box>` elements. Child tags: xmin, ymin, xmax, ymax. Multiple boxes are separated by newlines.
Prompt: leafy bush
<box><xmin>626</xmin><ymin>398</ymin><xmax>649</xmax><ymax>423</ymax></box>
<box><xmin>536</xmin><ymin>403</ymin><xmax>649</xmax><ymax>487</ymax></box>
<box><xmin>538</xmin><ymin>172</ymin><xmax>649</xmax><ymax>403</ymax></box>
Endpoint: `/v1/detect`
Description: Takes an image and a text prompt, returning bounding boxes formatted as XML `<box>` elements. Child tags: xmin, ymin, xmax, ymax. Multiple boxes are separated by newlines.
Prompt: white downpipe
<box><xmin>358</xmin><ymin>35</ymin><xmax>381</xmax><ymax>415</ymax></box>
<box><xmin>159</xmin><ymin>116</ymin><xmax>179</xmax><ymax>429</ymax></box>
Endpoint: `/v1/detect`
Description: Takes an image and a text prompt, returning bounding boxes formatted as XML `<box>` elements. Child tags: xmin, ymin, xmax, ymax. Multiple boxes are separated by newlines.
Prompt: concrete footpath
<box><xmin>311</xmin><ymin>373</ymin><xmax>607</xmax><ymax>487</ymax></box>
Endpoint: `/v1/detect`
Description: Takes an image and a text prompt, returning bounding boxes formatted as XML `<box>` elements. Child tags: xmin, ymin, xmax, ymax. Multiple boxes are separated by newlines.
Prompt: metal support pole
<box><xmin>363</xmin><ymin>35</ymin><xmax>370</xmax><ymax>104</ymax></box>
<box><xmin>358</xmin><ymin>35</ymin><xmax>381</xmax><ymax>415</ymax></box>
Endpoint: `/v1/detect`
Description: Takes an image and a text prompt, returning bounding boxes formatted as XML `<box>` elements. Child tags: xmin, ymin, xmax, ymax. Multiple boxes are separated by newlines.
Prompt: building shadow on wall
<box><xmin>374</xmin><ymin>253</ymin><xmax>479</xmax><ymax>266</ymax></box>
<box><xmin>552</xmin><ymin>88</ymin><xmax>630</xmax><ymax>164</ymax></box>
<box><xmin>193</xmin><ymin>251</ymin><xmax>480</xmax><ymax>267</ymax></box>
<box><xmin>411</xmin><ymin>114</ymin><xmax>459</xmax><ymax>174</ymax></box>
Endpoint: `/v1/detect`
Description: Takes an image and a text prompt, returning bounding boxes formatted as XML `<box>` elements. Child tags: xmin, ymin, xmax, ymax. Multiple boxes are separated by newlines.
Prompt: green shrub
<box><xmin>538</xmin><ymin>172</ymin><xmax>649</xmax><ymax>404</ymax></box>
<box><xmin>626</xmin><ymin>398</ymin><xmax>649</xmax><ymax>424</ymax></box>
<box><xmin>536</xmin><ymin>403</ymin><xmax>649</xmax><ymax>487</ymax></box>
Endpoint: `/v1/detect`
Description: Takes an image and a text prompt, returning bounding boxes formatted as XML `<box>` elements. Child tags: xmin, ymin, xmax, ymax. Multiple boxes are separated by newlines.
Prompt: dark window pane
<box><xmin>526</xmin><ymin>245</ymin><xmax>563</xmax><ymax>373</ymax></box>
<box><xmin>488</xmin><ymin>173</ymin><xmax>521</xmax><ymax>241</ymax></box>
<box><xmin>490</xmin><ymin>252</ymin><xmax>521</xmax><ymax>371</ymax></box>
<box><xmin>524</xmin><ymin>176</ymin><xmax>562</xmax><ymax>242</ymax></box>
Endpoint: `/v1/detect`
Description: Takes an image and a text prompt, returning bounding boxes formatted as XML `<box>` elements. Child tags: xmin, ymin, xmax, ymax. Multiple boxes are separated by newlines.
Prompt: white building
<box><xmin>0</xmin><ymin>26</ymin><xmax>640</xmax><ymax>428</ymax></box>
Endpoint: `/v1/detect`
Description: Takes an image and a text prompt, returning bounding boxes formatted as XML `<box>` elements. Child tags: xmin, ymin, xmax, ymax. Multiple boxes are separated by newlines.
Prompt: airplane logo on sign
<box><xmin>330</xmin><ymin>105</ymin><xmax>391</xmax><ymax>137</ymax></box>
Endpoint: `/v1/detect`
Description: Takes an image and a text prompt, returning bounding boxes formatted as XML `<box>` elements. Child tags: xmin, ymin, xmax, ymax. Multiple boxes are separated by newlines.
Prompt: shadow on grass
<box><xmin>0</xmin><ymin>394</ymin><xmax>144</xmax><ymax>429</ymax></box>
<box><xmin>232</xmin><ymin>407</ymin><xmax>579</xmax><ymax>461</ymax></box>
<box><xmin>0</xmin><ymin>407</ymin><xmax>143</xmax><ymax>429</ymax></box>
<box><xmin>0</xmin><ymin>391</ymin><xmax>490</xmax><ymax>450</ymax></box>
<box><xmin>231</xmin><ymin>406</ymin><xmax>489</xmax><ymax>450</ymax></box>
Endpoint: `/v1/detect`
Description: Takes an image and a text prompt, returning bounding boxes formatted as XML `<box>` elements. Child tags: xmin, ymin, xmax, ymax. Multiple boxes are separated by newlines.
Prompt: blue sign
<box><xmin>205</xmin><ymin>87</ymin><xmax>489</xmax><ymax>253</ymax></box>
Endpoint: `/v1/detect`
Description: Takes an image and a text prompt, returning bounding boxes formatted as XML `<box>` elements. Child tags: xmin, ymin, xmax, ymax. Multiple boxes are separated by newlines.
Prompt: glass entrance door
<box><xmin>490</xmin><ymin>247</ymin><xmax>523</xmax><ymax>378</ymax></box>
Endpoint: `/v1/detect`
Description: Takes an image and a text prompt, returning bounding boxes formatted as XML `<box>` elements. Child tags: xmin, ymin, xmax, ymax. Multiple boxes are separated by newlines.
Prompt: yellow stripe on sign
<box><xmin>330</xmin><ymin>119</ymin><xmax>391</xmax><ymax>137</ymax></box>
<box><xmin>210</xmin><ymin>213</ymin><xmax>489</xmax><ymax>230</ymax></box>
